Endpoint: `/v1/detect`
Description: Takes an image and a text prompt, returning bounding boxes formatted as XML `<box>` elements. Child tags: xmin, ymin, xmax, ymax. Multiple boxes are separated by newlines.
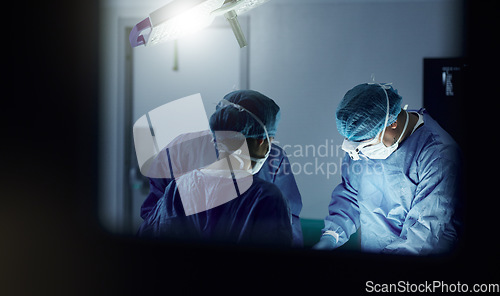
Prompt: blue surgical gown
<box><xmin>141</xmin><ymin>143</ymin><xmax>304</xmax><ymax>246</ymax></box>
<box><xmin>138</xmin><ymin>171</ymin><xmax>293</xmax><ymax>246</ymax></box>
<box><xmin>322</xmin><ymin>109</ymin><xmax>461</xmax><ymax>255</ymax></box>
<box><xmin>255</xmin><ymin>144</ymin><xmax>303</xmax><ymax>246</ymax></box>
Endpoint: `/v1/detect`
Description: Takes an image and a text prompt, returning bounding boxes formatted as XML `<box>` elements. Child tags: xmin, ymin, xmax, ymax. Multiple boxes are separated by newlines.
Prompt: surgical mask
<box><xmin>221</xmin><ymin>143</ymin><xmax>270</xmax><ymax>175</ymax></box>
<box><xmin>249</xmin><ymin>140</ymin><xmax>271</xmax><ymax>174</ymax></box>
<box><xmin>341</xmin><ymin>83</ymin><xmax>408</xmax><ymax>160</ymax></box>
<box><xmin>217</xmin><ymin>99</ymin><xmax>272</xmax><ymax>174</ymax></box>
<box><xmin>358</xmin><ymin>110</ymin><xmax>408</xmax><ymax>159</ymax></box>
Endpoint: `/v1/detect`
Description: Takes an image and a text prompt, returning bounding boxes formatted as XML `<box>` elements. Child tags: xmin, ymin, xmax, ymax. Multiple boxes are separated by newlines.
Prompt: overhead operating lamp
<box><xmin>129</xmin><ymin>0</ymin><xmax>270</xmax><ymax>48</ymax></box>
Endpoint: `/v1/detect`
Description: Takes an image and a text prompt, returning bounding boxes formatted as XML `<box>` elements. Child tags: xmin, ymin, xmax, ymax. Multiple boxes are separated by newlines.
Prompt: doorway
<box><xmin>117</xmin><ymin>16</ymin><xmax>249</xmax><ymax>233</ymax></box>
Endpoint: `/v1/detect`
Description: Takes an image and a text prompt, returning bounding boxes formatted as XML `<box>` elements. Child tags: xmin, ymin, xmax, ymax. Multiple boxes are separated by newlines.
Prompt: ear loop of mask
<box><xmin>374</xmin><ymin>86</ymin><xmax>390</xmax><ymax>146</ymax></box>
<box><xmin>358</xmin><ymin>82</ymin><xmax>408</xmax><ymax>160</ymax></box>
<box><xmin>367</xmin><ymin>82</ymin><xmax>392</xmax><ymax>145</ymax></box>
<box><xmin>214</xmin><ymin>141</ymin><xmax>246</xmax><ymax>169</ymax></box>
<box><xmin>342</xmin><ymin>82</ymin><xmax>399</xmax><ymax>160</ymax></box>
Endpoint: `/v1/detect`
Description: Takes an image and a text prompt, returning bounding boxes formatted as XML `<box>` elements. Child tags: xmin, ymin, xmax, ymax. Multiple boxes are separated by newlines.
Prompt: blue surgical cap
<box><xmin>209</xmin><ymin>90</ymin><xmax>281</xmax><ymax>139</ymax></box>
<box><xmin>336</xmin><ymin>83</ymin><xmax>403</xmax><ymax>141</ymax></box>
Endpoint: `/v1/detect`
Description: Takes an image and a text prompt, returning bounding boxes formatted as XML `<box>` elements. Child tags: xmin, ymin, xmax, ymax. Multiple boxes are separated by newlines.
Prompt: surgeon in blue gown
<box><xmin>314</xmin><ymin>83</ymin><xmax>462</xmax><ymax>255</ymax></box>
<box><xmin>138</xmin><ymin>90</ymin><xmax>298</xmax><ymax>246</ymax></box>
<box><xmin>141</xmin><ymin>143</ymin><xmax>303</xmax><ymax>246</ymax></box>
<box><xmin>141</xmin><ymin>91</ymin><xmax>303</xmax><ymax>246</ymax></box>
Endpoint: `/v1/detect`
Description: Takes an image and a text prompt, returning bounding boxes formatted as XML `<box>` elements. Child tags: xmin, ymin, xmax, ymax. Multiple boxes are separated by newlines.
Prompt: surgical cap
<box><xmin>209</xmin><ymin>90</ymin><xmax>281</xmax><ymax>139</ymax></box>
<box><xmin>336</xmin><ymin>83</ymin><xmax>403</xmax><ymax>141</ymax></box>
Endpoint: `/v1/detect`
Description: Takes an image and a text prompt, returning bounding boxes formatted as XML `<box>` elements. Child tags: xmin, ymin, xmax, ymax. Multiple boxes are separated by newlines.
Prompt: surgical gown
<box><xmin>138</xmin><ymin>170</ymin><xmax>293</xmax><ymax>246</ymax></box>
<box><xmin>322</xmin><ymin>109</ymin><xmax>461</xmax><ymax>255</ymax></box>
<box><xmin>140</xmin><ymin>143</ymin><xmax>304</xmax><ymax>246</ymax></box>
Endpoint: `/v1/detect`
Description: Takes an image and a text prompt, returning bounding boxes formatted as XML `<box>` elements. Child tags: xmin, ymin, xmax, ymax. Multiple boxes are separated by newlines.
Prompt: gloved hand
<box><xmin>312</xmin><ymin>234</ymin><xmax>337</xmax><ymax>250</ymax></box>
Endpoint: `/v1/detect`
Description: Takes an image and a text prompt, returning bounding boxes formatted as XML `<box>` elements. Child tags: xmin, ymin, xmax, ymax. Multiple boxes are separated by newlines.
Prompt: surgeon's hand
<box><xmin>312</xmin><ymin>234</ymin><xmax>337</xmax><ymax>250</ymax></box>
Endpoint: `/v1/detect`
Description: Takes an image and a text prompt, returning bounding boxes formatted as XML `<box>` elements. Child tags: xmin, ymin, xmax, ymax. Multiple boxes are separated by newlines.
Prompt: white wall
<box><xmin>99</xmin><ymin>0</ymin><xmax>465</xmax><ymax>231</ymax></box>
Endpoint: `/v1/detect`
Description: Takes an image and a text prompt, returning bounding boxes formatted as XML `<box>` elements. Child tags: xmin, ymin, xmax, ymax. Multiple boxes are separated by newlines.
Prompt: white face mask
<box><xmin>226</xmin><ymin>140</ymin><xmax>270</xmax><ymax>175</ymax></box>
<box><xmin>358</xmin><ymin>110</ymin><xmax>408</xmax><ymax>159</ymax></box>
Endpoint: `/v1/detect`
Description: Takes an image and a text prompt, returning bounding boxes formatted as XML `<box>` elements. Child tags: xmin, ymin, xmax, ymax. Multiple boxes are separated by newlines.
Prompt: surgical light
<box><xmin>129</xmin><ymin>0</ymin><xmax>271</xmax><ymax>49</ymax></box>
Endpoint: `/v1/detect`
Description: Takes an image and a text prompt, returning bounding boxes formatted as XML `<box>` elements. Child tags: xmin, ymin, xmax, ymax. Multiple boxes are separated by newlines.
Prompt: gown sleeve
<box><xmin>140</xmin><ymin>177</ymin><xmax>172</xmax><ymax>220</ymax></box>
<box><xmin>238</xmin><ymin>183</ymin><xmax>293</xmax><ymax>247</ymax></box>
<box><xmin>257</xmin><ymin>144</ymin><xmax>303</xmax><ymax>246</ymax></box>
<box><xmin>138</xmin><ymin>180</ymin><xmax>197</xmax><ymax>239</ymax></box>
<box><xmin>321</xmin><ymin>154</ymin><xmax>361</xmax><ymax>248</ymax></box>
<box><xmin>381</xmin><ymin>143</ymin><xmax>461</xmax><ymax>255</ymax></box>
